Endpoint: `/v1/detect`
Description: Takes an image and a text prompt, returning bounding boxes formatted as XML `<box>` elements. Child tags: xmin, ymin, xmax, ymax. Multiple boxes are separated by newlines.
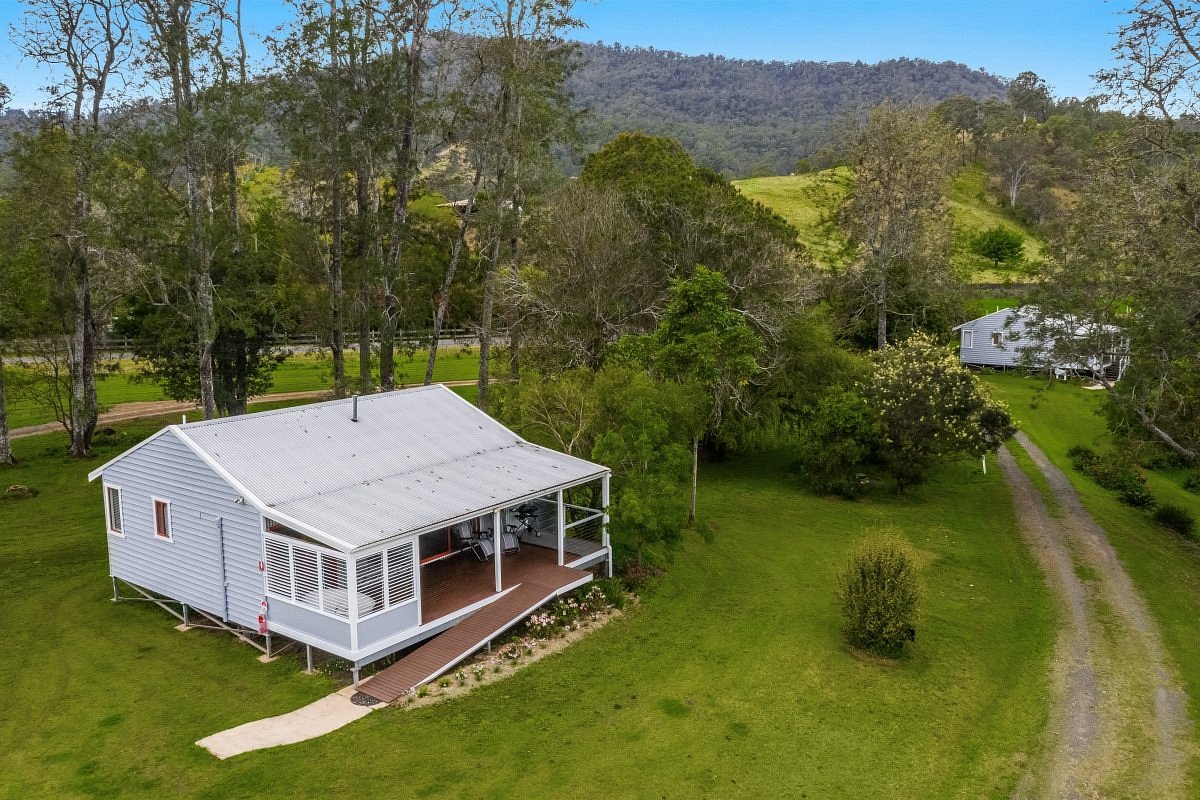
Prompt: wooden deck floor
<box><xmin>360</xmin><ymin>558</ymin><xmax>590</xmax><ymax>704</ymax></box>
<box><xmin>420</xmin><ymin>539</ymin><xmax>602</xmax><ymax>622</ymax></box>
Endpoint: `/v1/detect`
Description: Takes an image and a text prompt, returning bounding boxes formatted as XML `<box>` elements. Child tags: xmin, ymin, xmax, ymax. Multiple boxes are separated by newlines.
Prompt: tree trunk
<box><xmin>358</xmin><ymin>278</ymin><xmax>372</xmax><ymax>393</ymax></box>
<box><xmin>379</xmin><ymin>1</ymin><xmax>430</xmax><ymax>392</ymax></box>
<box><xmin>507</xmin><ymin>186</ymin><xmax>522</xmax><ymax>379</ymax></box>
<box><xmin>68</xmin><ymin>247</ymin><xmax>98</xmax><ymax>457</ymax></box>
<box><xmin>688</xmin><ymin>433</ymin><xmax>698</xmax><ymax>525</ymax></box>
<box><xmin>876</xmin><ymin>276</ymin><xmax>888</xmax><ymax>350</ymax></box>
<box><xmin>425</xmin><ymin>167</ymin><xmax>483</xmax><ymax>385</ymax></box>
<box><xmin>197</xmin><ymin>270</ymin><xmax>216</xmax><ymax>418</ymax></box>
<box><xmin>0</xmin><ymin>352</ymin><xmax>14</xmax><ymax>465</ymax></box>
<box><xmin>329</xmin><ymin>168</ymin><xmax>347</xmax><ymax>398</ymax></box>
<box><xmin>476</xmin><ymin>230</ymin><xmax>503</xmax><ymax>411</ymax></box>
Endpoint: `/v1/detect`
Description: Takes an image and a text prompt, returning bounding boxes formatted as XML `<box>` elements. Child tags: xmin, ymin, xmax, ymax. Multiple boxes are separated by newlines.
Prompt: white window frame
<box><xmin>992</xmin><ymin>331</ymin><xmax>1005</xmax><ymax>348</ymax></box>
<box><xmin>151</xmin><ymin>497</ymin><xmax>174</xmax><ymax>542</ymax></box>
<box><xmin>104</xmin><ymin>484</ymin><xmax>125</xmax><ymax>538</ymax></box>
<box><xmin>961</xmin><ymin>329</ymin><xmax>974</xmax><ymax>349</ymax></box>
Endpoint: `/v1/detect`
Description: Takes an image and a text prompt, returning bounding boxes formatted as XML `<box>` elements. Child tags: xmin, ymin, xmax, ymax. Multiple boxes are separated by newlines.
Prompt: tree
<box><xmin>497</xmin><ymin>365</ymin><xmax>694</xmax><ymax>570</ymax></box>
<box><xmin>616</xmin><ymin>266</ymin><xmax>762</xmax><ymax>523</ymax></box>
<box><xmin>580</xmin><ymin>132</ymin><xmax>813</xmax><ymax>344</ymax></box>
<box><xmin>514</xmin><ymin>182</ymin><xmax>657</xmax><ymax>370</ymax></box>
<box><xmin>137</xmin><ymin>0</ymin><xmax>258</xmax><ymax>418</ymax></box>
<box><xmin>837</xmin><ymin>529</ymin><xmax>922</xmax><ymax>656</ymax></box>
<box><xmin>1098</xmin><ymin>0</ymin><xmax>1200</xmax><ymax>120</ymax></box>
<box><xmin>1039</xmin><ymin>0</ymin><xmax>1200</xmax><ymax>463</ymax></box>
<box><xmin>16</xmin><ymin>0</ymin><xmax>135</xmax><ymax>455</ymax></box>
<box><xmin>1007</xmin><ymin>71</ymin><xmax>1052</xmax><ymax>123</ymax></box>
<box><xmin>1029</xmin><ymin>143</ymin><xmax>1200</xmax><ymax>463</ymax></box>
<box><xmin>116</xmin><ymin>168</ymin><xmax>290</xmax><ymax>415</ymax></box>
<box><xmin>866</xmin><ymin>333</ymin><xmax>1014</xmax><ymax>491</ymax></box>
<box><xmin>933</xmin><ymin>94</ymin><xmax>981</xmax><ymax>166</ymax></box>
<box><xmin>991</xmin><ymin>125</ymin><xmax>1043</xmax><ymax>208</ymax></box>
<box><xmin>971</xmin><ymin>226</ymin><xmax>1025</xmax><ymax>268</ymax></box>
<box><xmin>835</xmin><ymin>102</ymin><xmax>959</xmax><ymax>349</ymax></box>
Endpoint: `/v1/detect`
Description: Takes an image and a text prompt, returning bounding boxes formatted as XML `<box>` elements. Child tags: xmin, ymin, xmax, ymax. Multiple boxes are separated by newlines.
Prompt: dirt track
<box><xmin>1000</xmin><ymin>432</ymin><xmax>1192</xmax><ymax>798</ymax></box>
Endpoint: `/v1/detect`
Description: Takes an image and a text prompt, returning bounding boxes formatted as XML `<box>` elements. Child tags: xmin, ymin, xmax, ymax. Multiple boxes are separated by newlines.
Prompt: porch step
<box><xmin>358</xmin><ymin>566</ymin><xmax>589</xmax><ymax>704</ymax></box>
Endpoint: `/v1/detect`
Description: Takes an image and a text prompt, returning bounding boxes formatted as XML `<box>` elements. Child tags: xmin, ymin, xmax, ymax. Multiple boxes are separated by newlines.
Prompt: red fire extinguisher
<box><xmin>258</xmin><ymin>599</ymin><xmax>269</xmax><ymax>635</ymax></box>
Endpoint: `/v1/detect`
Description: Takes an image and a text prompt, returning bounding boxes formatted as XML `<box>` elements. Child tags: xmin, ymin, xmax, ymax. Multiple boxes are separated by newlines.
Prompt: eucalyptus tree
<box><xmin>460</xmin><ymin>0</ymin><xmax>581</xmax><ymax>411</ymax></box>
<box><xmin>835</xmin><ymin>101</ymin><xmax>959</xmax><ymax>349</ymax></box>
<box><xmin>0</xmin><ymin>82</ymin><xmax>11</xmax><ymax>465</ymax></box>
<box><xmin>136</xmin><ymin>0</ymin><xmax>257</xmax><ymax>418</ymax></box>
<box><xmin>1022</xmin><ymin>0</ymin><xmax>1200</xmax><ymax>462</ymax></box>
<box><xmin>15</xmin><ymin>0</ymin><xmax>135</xmax><ymax>455</ymax></box>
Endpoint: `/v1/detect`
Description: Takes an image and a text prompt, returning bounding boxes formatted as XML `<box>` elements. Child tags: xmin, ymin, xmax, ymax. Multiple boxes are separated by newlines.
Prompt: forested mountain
<box><xmin>566</xmin><ymin>43</ymin><xmax>1008</xmax><ymax>176</ymax></box>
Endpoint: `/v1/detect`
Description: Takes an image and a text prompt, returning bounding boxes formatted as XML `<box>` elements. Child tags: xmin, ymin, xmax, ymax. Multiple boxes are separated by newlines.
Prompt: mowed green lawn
<box><xmin>0</xmin><ymin>408</ymin><xmax>1053</xmax><ymax>798</ymax></box>
<box><xmin>5</xmin><ymin>346</ymin><xmax>481</xmax><ymax>430</ymax></box>
<box><xmin>983</xmin><ymin>372</ymin><xmax>1200</xmax><ymax>787</ymax></box>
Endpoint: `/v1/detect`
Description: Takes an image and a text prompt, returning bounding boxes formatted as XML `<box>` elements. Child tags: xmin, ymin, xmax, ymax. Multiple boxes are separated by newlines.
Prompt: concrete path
<box><xmin>196</xmin><ymin>687</ymin><xmax>378</xmax><ymax>759</ymax></box>
<box><xmin>999</xmin><ymin>431</ymin><xmax>1193</xmax><ymax>799</ymax></box>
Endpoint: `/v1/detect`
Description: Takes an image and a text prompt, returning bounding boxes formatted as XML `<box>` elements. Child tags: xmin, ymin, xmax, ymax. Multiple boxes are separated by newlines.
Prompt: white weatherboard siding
<box><xmin>100</xmin><ymin>430</ymin><xmax>264</xmax><ymax>629</ymax></box>
<box><xmin>955</xmin><ymin>308</ymin><xmax>1034</xmax><ymax>369</ymax></box>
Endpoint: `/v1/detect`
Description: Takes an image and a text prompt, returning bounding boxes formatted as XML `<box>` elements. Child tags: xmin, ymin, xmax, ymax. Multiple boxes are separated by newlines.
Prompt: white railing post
<box><xmin>557</xmin><ymin>490</ymin><xmax>566</xmax><ymax>566</ymax></box>
<box><xmin>413</xmin><ymin>540</ymin><xmax>423</xmax><ymax>626</ymax></box>
<box><xmin>602</xmin><ymin>473</ymin><xmax>612</xmax><ymax>578</ymax></box>
<box><xmin>348</xmin><ymin>555</ymin><xmax>359</xmax><ymax>651</ymax></box>
<box><xmin>493</xmin><ymin>509</ymin><xmax>503</xmax><ymax>592</ymax></box>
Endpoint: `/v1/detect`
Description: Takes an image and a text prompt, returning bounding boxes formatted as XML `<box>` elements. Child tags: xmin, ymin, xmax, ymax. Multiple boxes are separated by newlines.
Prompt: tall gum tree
<box><xmin>16</xmin><ymin>0</ymin><xmax>134</xmax><ymax>455</ymax></box>
<box><xmin>835</xmin><ymin>101</ymin><xmax>958</xmax><ymax>349</ymax></box>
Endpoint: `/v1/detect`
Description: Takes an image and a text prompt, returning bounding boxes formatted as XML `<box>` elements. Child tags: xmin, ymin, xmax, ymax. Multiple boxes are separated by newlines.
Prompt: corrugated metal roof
<box><xmin>176</xmin><ymin>386</ymin><xmax>606</xmax><ymax>551</ymax></box>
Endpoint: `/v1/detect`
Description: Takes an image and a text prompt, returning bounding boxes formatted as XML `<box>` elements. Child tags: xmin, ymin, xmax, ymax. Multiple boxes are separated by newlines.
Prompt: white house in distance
<box><xmin>88</xmin><ymin>386</ymin><xmax>611</xmax><ymax>689</ymax></box>
<box><xmin>953</xmin><ymin>306</ymin><xmax>1128</xmax><ymax>380</ymax></box>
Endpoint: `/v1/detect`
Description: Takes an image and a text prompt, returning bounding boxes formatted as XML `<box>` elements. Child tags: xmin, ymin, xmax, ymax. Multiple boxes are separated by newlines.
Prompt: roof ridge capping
<box><xmin>176</xmin><ymin>383</ymin><xmax>446</xmax><ymax>429</ymax></box>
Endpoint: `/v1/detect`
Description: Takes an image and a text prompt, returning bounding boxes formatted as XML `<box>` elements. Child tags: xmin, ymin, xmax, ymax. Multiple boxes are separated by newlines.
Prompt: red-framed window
<box><xmin>153</xmin><ymin>499</ymin><xmax>172</xmax><ymax>541</ymax></box>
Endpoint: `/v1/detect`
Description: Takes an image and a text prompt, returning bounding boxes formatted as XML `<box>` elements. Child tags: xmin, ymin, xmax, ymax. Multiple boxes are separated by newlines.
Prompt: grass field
<box><xmin>5</xmin><ymin>346</ymin><xmax>482</xmax><ymax>431</ymax></box>
<box><xmin>0</xmin><ymin>409</ymin><xmax>1054</xmax><ymax>798</ymax></box>
<box><xmin>735</xmin><ymin>164</ymin><xmax>1044</xmax><ymax>283</ymax></box>
<box><xmin>983</xmin><ymin>372</ymin><xmax>1200</xmax><ymax>787</ymax></box>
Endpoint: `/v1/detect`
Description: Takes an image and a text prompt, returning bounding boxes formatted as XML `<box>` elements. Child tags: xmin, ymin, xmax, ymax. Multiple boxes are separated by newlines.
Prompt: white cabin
<box><xmin>88</xmin><ymin>386</ymin><xmax>611</xmax><ymax>679</ymax></box>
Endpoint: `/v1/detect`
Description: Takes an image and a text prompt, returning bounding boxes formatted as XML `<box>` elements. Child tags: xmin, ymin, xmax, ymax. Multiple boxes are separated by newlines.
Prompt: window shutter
<box><xmin>386</xmin><ymin>542</ymin><xmax>416</xmax><ymax>606</ymax></box>
<box><xmin>265</xmin><ymin>538</ymin><xmax>293</xmax><ymax>599</ymax></box>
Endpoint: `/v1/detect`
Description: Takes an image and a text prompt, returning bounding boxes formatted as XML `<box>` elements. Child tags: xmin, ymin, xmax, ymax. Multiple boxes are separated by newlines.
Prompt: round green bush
<box><xmin>836</xmin><ymin>530</ymin><xmax>923</xmax><ymax>656</ymax></box>
<box><xmin>1154</xmin><ymin>504</ymin><xmax>1196</xmax><ymax>539</ymax></box>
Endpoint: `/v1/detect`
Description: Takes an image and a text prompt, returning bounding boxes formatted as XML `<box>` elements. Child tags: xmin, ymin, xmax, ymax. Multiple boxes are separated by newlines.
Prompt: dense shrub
<box><xmin>794</xmin><ymin>389</ymin><xmax>880</xmax><ymax>498</ymax></box>
<box><xmin>1153</xmin><ymin>504</ymin><xmax>1196</xmax><ymax>539</ymax></box>
<box><xmin>1067</xmin><ymin>444</ymin><xmax>1096</xmax><ymax>470</ymax></box>
<box><xmin>1069</xmin><ymin>446</ymin><xmax>1154</xmax><ymax>507</ymax></box>
<box><xmin>1182</xmin><ymin>473</ymin><xmax>1200</xmax><ymax>494</ymax></box>
<box><xmin>836</xmin><ymin>530</ymin><xmax>923</xmax><ymax>656</ymax></box>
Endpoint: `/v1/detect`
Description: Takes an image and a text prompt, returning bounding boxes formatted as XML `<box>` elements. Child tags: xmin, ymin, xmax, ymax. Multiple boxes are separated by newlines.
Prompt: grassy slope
<box><xmin>5</xmin><ymin>347</ymin><xmax>481</xmax><ymax>430</ymax></box>
<box><xmin>0</xmin><ymin>418</ymin><xmax>1053</xmax><ymax>798</ymax></box>
<box><xmin>735</xmin><ymin>164</ymin><xmax>1043</xmax><ymax>283</ymax></box>
<box><xmin>983</xmin><ymin>373</ymin><xmax>1200</xmax><ymax>787</ymax></box>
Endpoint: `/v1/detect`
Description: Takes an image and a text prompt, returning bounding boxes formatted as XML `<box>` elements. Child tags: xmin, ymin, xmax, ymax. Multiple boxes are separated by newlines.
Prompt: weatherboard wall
<box><xmin>957</xmin><ymin>309</ymin><xmax>1043</xmax><ymax>369</ymax></box>
<box><xmin>101</xmin><ymin>430</ymin><xmax>264</xmax><ymax>629</ymax></box>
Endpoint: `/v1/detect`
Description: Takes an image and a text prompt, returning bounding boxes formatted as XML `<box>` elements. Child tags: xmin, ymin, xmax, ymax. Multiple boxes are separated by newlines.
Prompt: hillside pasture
<box><xmin>735</xmin><ymin>165</ymin><xmax>1044</xmax><ymax>283</ymax></box>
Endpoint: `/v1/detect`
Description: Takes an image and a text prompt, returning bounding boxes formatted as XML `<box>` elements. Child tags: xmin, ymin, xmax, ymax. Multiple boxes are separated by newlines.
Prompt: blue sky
<box><xmin>0</xmin><ymin>0</ymin><xmax>1123</xmax><ymax>109</ymax></box>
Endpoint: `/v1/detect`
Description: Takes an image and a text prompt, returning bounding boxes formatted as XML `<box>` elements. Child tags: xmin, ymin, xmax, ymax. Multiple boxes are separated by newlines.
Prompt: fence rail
<box><xmin>7</xmin><ymin>328</ymin><xmax>501</xmax><ymax>356</ymax></box>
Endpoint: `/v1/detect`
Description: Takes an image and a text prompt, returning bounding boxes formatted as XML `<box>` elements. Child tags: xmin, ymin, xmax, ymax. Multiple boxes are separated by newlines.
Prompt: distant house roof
<box><xmin>90</xmin><ymin>386</ymin><xmax>607</xmax><ymax>553</ymax></box>
<box><xmin>953</xmin><ymin>306</ymin><xmax>1123</xmax><ymax>336</ymax></box>
<box><xmin>952</xmin><ymin>306</ymin><xmax>1027</xmax><ymax>332</ymax></box>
